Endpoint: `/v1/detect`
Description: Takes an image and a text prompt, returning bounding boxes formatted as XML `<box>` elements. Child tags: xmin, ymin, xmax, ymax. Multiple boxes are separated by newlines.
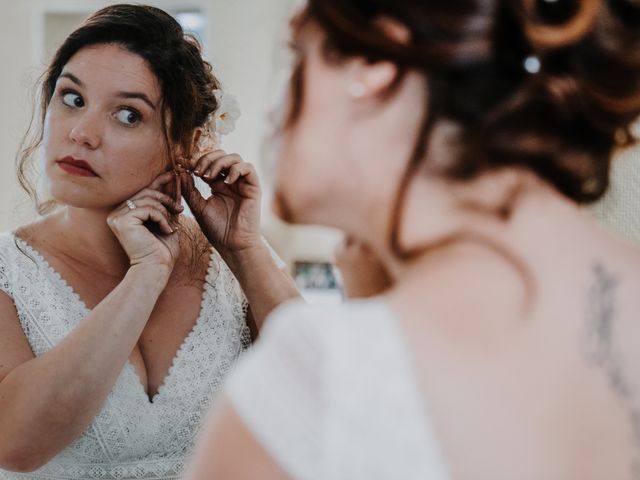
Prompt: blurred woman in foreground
<box><xmin>190</xmin><ymin>0</ymin><xmax>640</xmax><ymax>478</ymax></box>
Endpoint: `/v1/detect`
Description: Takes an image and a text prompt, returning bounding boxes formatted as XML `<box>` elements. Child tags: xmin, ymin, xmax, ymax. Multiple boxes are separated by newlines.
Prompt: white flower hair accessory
<box><xmin>194</xmin><ymin>89</ymin><xmax>241</xmax><ymax>154</ymax></box>
<box><xmin>213</xmin><ymin>89</ymin><xmax>241</xmax><ymax>135</ymax></box>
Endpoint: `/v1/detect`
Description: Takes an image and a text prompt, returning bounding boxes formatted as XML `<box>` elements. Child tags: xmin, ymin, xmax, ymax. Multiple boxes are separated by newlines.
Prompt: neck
<box><xmin>44</xmin><ymin>206</ymin><xmax>131</xmax><ymax>277</ymax></box>
<box><xmin>366</xmin><ymin>180</ymin><xmax>592</xmax><ymax>301</ymax></box>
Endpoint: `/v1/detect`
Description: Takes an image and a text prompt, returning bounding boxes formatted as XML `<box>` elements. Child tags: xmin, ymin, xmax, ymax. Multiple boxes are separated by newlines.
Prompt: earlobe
<box><xmin>349</xmin><ymin>60</ymin><xmax>399</xmax><ymax>100</ymax></box>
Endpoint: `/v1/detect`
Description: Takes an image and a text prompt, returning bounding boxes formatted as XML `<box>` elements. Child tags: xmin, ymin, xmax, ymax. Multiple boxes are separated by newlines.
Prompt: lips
<box><xmin>56</xmin><ymin>156</ymin><xmax>98</xmax><ymax>177</ymax></box>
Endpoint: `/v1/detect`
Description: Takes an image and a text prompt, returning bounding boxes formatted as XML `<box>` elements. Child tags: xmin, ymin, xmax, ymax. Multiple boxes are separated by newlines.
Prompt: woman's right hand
<box><xmin>107</xmin><ymin>172</ymin><xmax>184</xmax><ymax>271</ymax></box>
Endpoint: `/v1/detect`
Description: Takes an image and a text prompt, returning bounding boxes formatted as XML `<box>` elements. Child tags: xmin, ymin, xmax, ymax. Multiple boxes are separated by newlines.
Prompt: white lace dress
<box><xmin>0</xmin><ymin>232</ymin><xmax>250</xmax><ymax>480</ymax></box>
<box><xmin>225</xmin><ymin>298</ymin><xmax>450</xmax><ymax>479</ymax></box>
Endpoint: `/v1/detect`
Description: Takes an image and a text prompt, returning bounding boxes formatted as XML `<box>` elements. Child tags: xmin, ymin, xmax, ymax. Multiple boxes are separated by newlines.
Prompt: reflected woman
<box><xmin>191</xmin><ymin>0</ymin><xmax>640</xmax><ymax>478</ymax></box>
<box><xmin>0</xmin><ymin>4</ymin><xmax>298</xmax><ymax>479</ymax></box>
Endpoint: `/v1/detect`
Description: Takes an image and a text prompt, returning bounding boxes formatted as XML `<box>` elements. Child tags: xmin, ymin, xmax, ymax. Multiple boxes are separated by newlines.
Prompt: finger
<box><xmin>223</xmin><ymin>161</ymin><xmax>256</xmax><ymax>185</ymax></box>
<box><xmin>140</xmin><ymin>206</ymin><xmax>175</xmax><ymax>235</ymax></box>
<box><xmin>118</xmin><ymin>204</ymin><xmax>174</xmax><ymax>235</ymax></box>
<box><xmin>179</xmin><ymin>171</ymin><xmax>207</xmax><ymax>216</ymax></box>
<box><xmin>174</xmin><ymin>173</ymin><xmax>182</xmax><ymax>205</ymax></box>
<box><xmin>123</xmin><ymin>197</ymin><xmax>172</xmax><ymax>220</ymax></box>
<box><xmin>128</xmin><ymin>189</ymin><xmax>183</xmax><ymax>214</ymax></box>
<box><xmin>147</xmin><ymin>171</ymin><xmax>177</xmax><ymax>191</ymax></box>
<box><xmin>193</xmin><ymin>150</ymin><xmax>227</xmax><ymax>175</ymax></box>
<box><xmin>206</xmin><ymin>153</ymin><xmax>243</xmax><ymax>181</ymax></box>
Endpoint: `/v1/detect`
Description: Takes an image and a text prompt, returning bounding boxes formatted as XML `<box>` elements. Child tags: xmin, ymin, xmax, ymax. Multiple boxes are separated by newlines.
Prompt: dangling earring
<box><xmin>348</xmin><ymin>81</ymin><xmax>366</xmax><ymax>99</ymax></box>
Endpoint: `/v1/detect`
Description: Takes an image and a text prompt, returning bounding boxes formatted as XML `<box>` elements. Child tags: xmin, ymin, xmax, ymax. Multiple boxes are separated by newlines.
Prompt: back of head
<box><xmin>298</xmin><ymin>0</ymin><xmax>640</xmax><ymax>203</ymax></box>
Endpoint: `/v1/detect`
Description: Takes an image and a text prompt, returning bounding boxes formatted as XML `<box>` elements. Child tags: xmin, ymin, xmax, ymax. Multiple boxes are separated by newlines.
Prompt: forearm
<box><xmin>0</xmin><ymin>264</ymin><xmax>169</xmax><ymax>471</ymax></box>
<box><xmin>223</xmin><ymin>243</ymin><xmax>300</xmax><ymax>330</ymax></box>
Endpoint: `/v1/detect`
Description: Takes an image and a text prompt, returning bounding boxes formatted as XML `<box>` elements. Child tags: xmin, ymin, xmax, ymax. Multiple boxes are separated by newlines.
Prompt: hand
<box><xmin>334</xmin><ymin>236</ymin><xmax>393</xmax><ymax>298</ymax></box>
<box><xmin>179</xmin><ymin>150</ymin><xmax>262</xmax><ymax>256</ymax></box>
<box><xmin>107</xmin><ymin>172</ymin><xmax>184</xmax><ymax>270</ymax></box>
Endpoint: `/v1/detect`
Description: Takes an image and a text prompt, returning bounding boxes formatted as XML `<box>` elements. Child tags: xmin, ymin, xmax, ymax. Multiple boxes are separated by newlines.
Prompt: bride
<box><xmin>190</xmin><ymin>0</ymin><xmax>640</xmax><ymax>478</ymax></box>
<box><xmin>0</xmin><ymin>4</ymin><xmax>298</xmax><ymax>479</ymax></box>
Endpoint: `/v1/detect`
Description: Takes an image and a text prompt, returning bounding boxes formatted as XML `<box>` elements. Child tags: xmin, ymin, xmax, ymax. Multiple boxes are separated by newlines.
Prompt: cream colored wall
<box><xmin>0</xmin><ymin>0</ymin><xmax>341</xmax><ymax>266</ymax></box>
<box><xmin>590</xmin><ymin>124</ymin><xmax>640</xmax><ymax>246</ymax></box>
<box><xmin>0</xmin><ymin>1</ymin><xmax>36</xmax><ymax>230</ymax></box>
<box><xmin>1</xmin><ymin>0</ymin><xmax>636</xmax><ymax>265</ymax></box>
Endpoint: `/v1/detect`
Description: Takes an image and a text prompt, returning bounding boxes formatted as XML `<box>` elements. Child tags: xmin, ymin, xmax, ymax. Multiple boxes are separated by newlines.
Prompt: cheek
<box><xmin>109</xmin><ymin>131</ymin><xmax>169</xmax><ymax>177</ymax></box>
<box><xmin>43</xmin><ymin>107</ymin><xmax>67</xmax><ymax>154</ymax></box>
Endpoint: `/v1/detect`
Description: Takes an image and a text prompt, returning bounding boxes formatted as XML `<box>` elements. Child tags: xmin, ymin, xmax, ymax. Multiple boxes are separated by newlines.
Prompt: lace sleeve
<box><xmin>224</xmin><ymin>299</ymin><xmax>326</xmax><ymax>479</ymax></box>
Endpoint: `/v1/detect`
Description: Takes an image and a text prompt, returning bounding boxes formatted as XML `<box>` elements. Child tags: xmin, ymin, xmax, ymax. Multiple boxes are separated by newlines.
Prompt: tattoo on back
<box><xmin>582</xmin><ymin>263</ymin><xmax>640</xmax><ymax>477</ymax></box>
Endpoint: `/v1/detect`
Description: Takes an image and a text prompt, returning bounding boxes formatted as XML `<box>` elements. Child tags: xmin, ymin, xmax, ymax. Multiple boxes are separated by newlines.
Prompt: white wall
<box><xmin>0</xmin><ymin>0</ymin><xmax>341</xmax><ymax>266</ymax></box>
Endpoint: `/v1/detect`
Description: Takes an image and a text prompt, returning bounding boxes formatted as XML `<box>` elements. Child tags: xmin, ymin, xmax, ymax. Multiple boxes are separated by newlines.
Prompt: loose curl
<box><xmin>17</xmin><ymin>4</ymin><xmax>221</xmax><ymax>214</ymax></box>
<box><xmin>286</xmin><ymin>0</ymin><xmax>640</xmax><ymax>260</ymax></box>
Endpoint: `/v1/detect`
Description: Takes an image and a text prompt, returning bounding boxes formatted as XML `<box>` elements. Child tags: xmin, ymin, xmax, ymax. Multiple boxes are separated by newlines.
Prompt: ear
<box><xmin>348</xmin><ymin>59</ymin><xmax>398</xmax><ymax>100</ymax></box>
<box><xmin>191</xmin><ymin>128</ymin><xmax>203</xmax><ymax>149</ymax></box>
<box><xmin>348</xmin><ymin>17</ymin><xmax>410</xmax><ymax>99</ymax></box>
<box><xmin>173</xmin><ymin>128</ymin><xmax>203</xmax><ymax>166</ymax></box>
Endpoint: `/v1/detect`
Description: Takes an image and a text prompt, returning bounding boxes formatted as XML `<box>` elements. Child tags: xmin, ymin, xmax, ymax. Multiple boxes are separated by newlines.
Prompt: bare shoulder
<box><xmin>595</xmin><ymin>233</ymin><xmax>640</xmax><ymax>298</ymax></box>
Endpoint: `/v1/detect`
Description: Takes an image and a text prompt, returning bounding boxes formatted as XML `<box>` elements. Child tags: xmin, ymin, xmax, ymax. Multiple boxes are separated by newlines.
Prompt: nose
<box><xmin>69</xmin><ymin>109</ymin><xmax>103</xmax><ymax>149</ymax></box>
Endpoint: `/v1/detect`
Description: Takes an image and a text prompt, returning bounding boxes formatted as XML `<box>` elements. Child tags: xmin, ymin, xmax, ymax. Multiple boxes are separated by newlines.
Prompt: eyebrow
<box><xmin>58</xmin><ymin>72</ymin><xmax>157</xmax><ymax>111</ymax></box>
<box><xmin>115</xmin><ymin>91</ymin><xmax>157</xmax><ymax>111</ymax></box>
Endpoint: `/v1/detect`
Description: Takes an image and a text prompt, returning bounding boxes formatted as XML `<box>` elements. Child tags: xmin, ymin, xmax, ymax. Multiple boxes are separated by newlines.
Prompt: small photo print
<box><xmin>293</xmin><ymin>261</ymin><xmax>340</xmax><ymax>290</ymax></box>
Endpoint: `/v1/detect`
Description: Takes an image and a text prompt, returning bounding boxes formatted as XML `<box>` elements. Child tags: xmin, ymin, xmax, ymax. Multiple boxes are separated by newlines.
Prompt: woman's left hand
<box><xmin>179</xmin><ymin>150</ymin><xmax>262</xmax><ymax>256</ymax></box>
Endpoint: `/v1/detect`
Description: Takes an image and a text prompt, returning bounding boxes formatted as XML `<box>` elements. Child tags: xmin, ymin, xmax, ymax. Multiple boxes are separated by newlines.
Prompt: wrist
<box><xmin>127</xmin><ymin>262</ymin><xmax>172</xmax><ymax>288</ymax></box>
<box><xmin>221</xmin><ymin>241</ymin><xmax>271</xmax><ymax>274</ymax></box>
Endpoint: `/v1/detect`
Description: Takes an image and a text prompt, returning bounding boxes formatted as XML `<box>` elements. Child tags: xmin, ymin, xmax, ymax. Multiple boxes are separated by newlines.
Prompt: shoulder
<box><xmin>0</xmin><ymin>231</ymin><xmax>27</xmax><ymax>269</ymax></box>
<box><xmin>225</xmin><ymin>297</ymin><xmax>394</xmax><ymax>400</ymax></box>
<box><xmin>222</xmin><ymin>298</ymin><xmax>442</xmax><ymax>479</ymax></box>
<box><xmin>0</xmin><ymin>231</ymin><xmax>17</xmax><ymax>253</ymax></box>
<box><xmin>259</xmin><ymin>296</ymin><xmax>393</xmax><ymax>345</ymax></box>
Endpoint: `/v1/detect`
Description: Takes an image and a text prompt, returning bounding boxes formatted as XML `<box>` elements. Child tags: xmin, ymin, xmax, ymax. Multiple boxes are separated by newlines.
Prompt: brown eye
<box><xmin>115</xmin><ymin>108</ymin><xmax>142</xmax><ymax>126</ymax></box>
<box><xmin>62</xmin><ymin>92</ymin><xmax>84</xmax><ymax>108</ymax></box>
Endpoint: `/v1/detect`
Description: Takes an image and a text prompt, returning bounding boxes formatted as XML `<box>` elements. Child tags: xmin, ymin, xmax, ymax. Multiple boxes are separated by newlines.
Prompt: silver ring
<box><xmin>126</xmin><ymin>199</ymin><xmax>136</xmax><ymax>210</ymax></box>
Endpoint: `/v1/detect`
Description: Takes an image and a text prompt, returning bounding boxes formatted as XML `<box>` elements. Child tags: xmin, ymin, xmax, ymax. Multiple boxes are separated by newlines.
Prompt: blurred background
<box><xmin>0</xmin><ymin>0</ymin><xmax>638</xmax><ymax>303</ymax></box>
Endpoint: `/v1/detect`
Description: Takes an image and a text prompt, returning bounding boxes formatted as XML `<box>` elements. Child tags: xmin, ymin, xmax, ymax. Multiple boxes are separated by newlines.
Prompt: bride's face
<box><xmin>44</xmin><ymin>43</ymin><xmax>171</xmax><ymax>210</ymax></box>
<box><xmin>273</xmin><ymin>25</ymin><xmax>425</xmax><ymax>238</ymax></box>
<box><xmin>273</xmin><ymin>28</ymin><xmax>376</xmax><ymax>228</ymax></box>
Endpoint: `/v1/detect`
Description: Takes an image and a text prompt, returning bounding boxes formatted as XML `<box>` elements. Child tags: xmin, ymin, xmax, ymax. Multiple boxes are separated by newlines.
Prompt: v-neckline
<box><xmin>12</xmin><ymin>231</ymin><xmax>216</xmax><ymax>404</ymax></box>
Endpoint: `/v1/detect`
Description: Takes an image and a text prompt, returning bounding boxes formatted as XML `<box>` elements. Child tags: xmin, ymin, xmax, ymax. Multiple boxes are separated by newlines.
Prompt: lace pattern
<box><xmin>0</xmin><ymin>233</ymin><xmax>249</xmax><ymax>479</ymax></box>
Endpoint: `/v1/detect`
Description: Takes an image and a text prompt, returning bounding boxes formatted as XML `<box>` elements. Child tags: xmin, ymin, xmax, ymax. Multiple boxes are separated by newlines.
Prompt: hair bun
<box><xmin>521</xmin><ymin>0</ymin><xmax>600</xmax><ymax>49</ymax></box>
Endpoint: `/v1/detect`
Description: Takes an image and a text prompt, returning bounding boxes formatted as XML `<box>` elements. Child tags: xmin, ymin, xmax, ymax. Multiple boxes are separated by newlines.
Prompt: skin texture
<box><xmin>333</xmin><ymin>235</ymin><xmax>393</xmax><ymax>298</ymax></box>
<box><xmin>190</xmin><ymin>20</ymin><xmax>640</xmax><ymax>480</ymax></box>
<box><xmin>0</xmin><ymin>43</ymin><xmax>298</xmax><ymax>472</ymax></box>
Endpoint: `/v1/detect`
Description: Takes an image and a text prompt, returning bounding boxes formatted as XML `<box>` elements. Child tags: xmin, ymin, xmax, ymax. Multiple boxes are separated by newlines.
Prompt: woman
<box><xmin>190</xmin><ymin>0</ymin><xmax>640</xmax><ymax>478</ymax></box>
<box><xmin>0</xmin><ymin>4</ymin><xmax>298</xmax><ymax>479</ymax></box>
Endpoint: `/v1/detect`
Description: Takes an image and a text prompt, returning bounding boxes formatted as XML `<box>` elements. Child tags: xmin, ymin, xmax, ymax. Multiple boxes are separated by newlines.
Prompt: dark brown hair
<box><xmin>286</xmin><ymin>0</ymin><xmax>640</xmax><ymax>259</ymax></box>
<box><xmin>18</xmin><ymin>3</ymin><xmax>221</xmax><ymax>213</ymax></box>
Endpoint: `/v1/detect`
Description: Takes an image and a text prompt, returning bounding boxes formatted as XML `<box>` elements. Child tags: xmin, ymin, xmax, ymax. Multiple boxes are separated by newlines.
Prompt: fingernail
<box><xmin>224</xmin><ymin>178</ymin><xmax>232</xmax><ymax>184</ymax></box>
<box><xmin>194</xmin><ymin>170</ymin><xmax>200</xmax><ymax>174</ymax></box>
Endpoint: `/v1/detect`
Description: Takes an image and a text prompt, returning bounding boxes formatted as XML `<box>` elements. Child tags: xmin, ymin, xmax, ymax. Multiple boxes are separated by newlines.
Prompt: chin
<box><xmin>272</xmin><ymin>187</ymin><xmax>348</xmax><ymax>233</ymax></box>
<box><xmin>271</xmin><ymin>189</ymin><xmax>299</xmax><ymax>225</ymax></box>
